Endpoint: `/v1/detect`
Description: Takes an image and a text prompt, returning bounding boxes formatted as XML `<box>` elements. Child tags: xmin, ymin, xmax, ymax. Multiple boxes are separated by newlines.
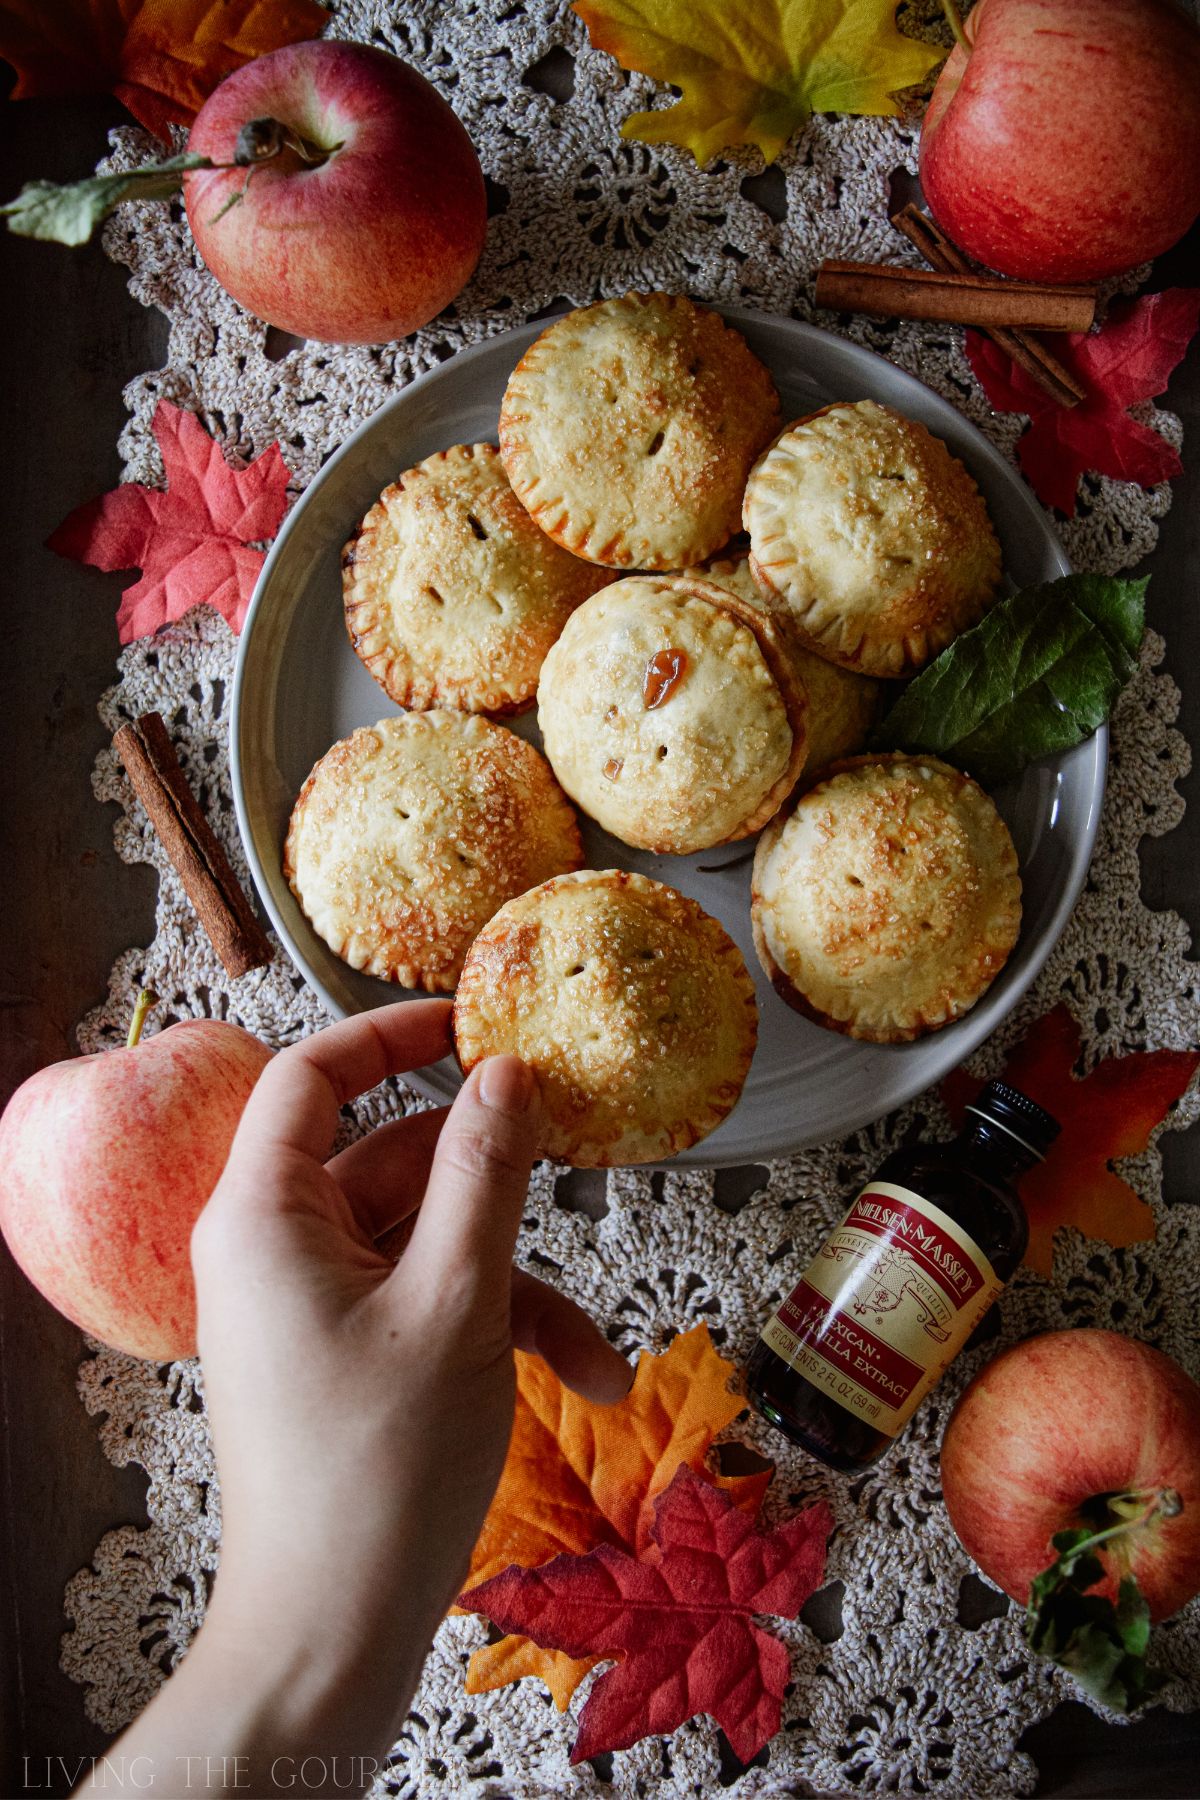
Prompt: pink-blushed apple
<box><xmin>0</xmin><ymin>1001</ymin><xmax>271</xmax><ymax>1362</ymax></box>
<box><xmin>941</xmin><ymin>1329</ymin><xmax>1200</xmax><ymax>1621</ymax></box>
<box><xmin>920</xmin><ymin>0</ymin><xmax>1200</xmax><ymax>283</ymax></box>
<box><xmin>183</xmin><ymin>40</ymin><xmax>487</xmax><ymax>344</ymax></box>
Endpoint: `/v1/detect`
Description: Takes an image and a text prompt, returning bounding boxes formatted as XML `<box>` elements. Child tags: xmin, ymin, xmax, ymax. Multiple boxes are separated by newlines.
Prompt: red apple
<box><xmin>920</xmin><ymin>0</ymin><xmax>1200</xmax><ymax>282</ymax></box>
<box><xmin>183</xmin><ymin>41</ymin><xmax>487</xmax><ymax>344</ymax></box>
<box><xmin>0</xmin><ymin>1003</ymin><xmax>271</xmax><ymax>1361</ymax></box>
<box><xmin>941</xmin><ymin>1329</ymin><xmax>1200</xmax><ymax>1621</ymax></box>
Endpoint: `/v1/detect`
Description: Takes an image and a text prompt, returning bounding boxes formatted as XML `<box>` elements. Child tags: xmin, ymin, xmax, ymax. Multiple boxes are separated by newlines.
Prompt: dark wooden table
<box><xmin>1</xmin><ymin>93</ymin><xmax>1198</xmax><ymax>1800</ymax></box>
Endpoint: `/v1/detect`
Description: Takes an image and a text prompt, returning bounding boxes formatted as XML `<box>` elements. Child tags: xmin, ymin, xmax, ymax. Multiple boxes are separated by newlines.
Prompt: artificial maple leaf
<box><xmin>48</xmin><ymin>400</ymin><xmax>291</xmax><ymax>644</ymax></box>
<box><xmin>461</xmin><ymin>1463</ymin><xmax>832</xmax><ymax>1765</ymax></box>
<box><xmin>942</xmin><ymin>1005</ymin><xmax>1199</xmax><ymax>1277</ymax></box>
<box><xmin>460</xmin><ymin>1323</ymin><xmax>771</xmax><ymax>1710</ymax></box>
<box><xmin>573</xmin><ymin>0</ymin><xmax>944</xmax><ymax>166</ymax></box>
<box><xmin>966</xmin><ymin>289</ymin><xmax>1200</xmax><ymax>517</ymax></box>
<box><xmin>0</xmin><ymin>0</ymin><xmax>328</xmax><ymax>140</ymax></box>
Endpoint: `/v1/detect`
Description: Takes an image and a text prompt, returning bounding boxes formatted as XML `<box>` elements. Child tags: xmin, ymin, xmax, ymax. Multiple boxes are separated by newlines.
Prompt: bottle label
<box><xmin>759</xmin><ymin>1181</ymin><xmax>1003</xmax><ymax>1439</ymax></box>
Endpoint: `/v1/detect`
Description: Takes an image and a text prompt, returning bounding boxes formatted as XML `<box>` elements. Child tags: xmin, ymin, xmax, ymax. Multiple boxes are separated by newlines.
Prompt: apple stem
<box><xmin>1109</xmin><ymin>1485</ymin><xmax>1183</xmax><ymax>1518</ymax></box>
<box><xmin>206</xmin><ymin>118</ymin><xmax>346</xmax><ymax>225</ymax></box>
<box><xmin>127</xmin><ymin>987</ymin><xmax>159</xmax><ymax>1050</ymax></box>
<box><xmin>233</xmin><ymin>117</ymin><xmax>341</xmax><ymax>172</ymax></box>
<box><xmin>1082</xmin><ymin>1488</ymin><xmax>1183</xmax><ymax>1558</ymax></box>
<box><xmin>940</xmin><ymin>0</ymin><xmax>970</xmax><ymax>52</ymax></box>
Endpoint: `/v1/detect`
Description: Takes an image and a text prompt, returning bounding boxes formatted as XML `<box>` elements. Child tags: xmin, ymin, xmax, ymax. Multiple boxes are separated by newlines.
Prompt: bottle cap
<box><xmin>965</xmin><ymin>1079</ymin><xmax>1060</xmax><ymax>1161</ymax></box>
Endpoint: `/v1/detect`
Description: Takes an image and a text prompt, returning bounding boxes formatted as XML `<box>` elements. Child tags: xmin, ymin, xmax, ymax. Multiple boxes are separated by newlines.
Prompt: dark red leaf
<box><xmin>966</xmin><ymin>289</ymin><xmax>1200</xmax><ymax>516</ymax></box>
<box><xmin>460</xmin><ymin>1463</ymin><xmax>831</xmax><ymax>1766</ymax></box>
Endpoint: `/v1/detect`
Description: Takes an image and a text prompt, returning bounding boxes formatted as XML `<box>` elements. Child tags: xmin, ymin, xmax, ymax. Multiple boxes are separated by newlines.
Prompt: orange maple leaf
<box><xmin>0</xmin><ymin>0</ymin><xmax>328</xmax><ymax>140</ymax></box>
<box><xmin>459</xmin><ymin>1323</ymin><xmax>771</xmax><ymax>1710</ymax></box>
<box><xmin>942</xmin><ymin>1005</ymin><xmax>1199</xmax><ymax>1278</ymax></box>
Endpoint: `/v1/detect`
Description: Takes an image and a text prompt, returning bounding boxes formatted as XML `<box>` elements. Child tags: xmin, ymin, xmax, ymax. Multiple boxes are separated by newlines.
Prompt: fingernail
<box><xmin>479</xmin><ymin>1055</ymin><xmax>536</xmax><ymax>1116</ymax></box>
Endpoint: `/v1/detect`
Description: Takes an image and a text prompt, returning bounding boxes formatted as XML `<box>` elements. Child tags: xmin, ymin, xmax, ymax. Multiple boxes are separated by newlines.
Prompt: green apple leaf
<box><xmin>0</xmin><ymin>154</ymin><xmax>208</xmax><ymax>245</ymax></box>
<box><xmin>1114</xmin><ymin>1575</ymin><xmax>1153</xmax><ymax>1662</ymax></box>
<box><xmin>1027</xmin><ymin>1528</ymin><xmax>1101</xmax><ymax>1615</ymax></box>
<box><xmin>1025</xmin><ymin>1518</ymin><xmax>1165</xmax><ymax>1713</ymax></box>
<box><xmin>873</xmin><ymin>574</ymin><xmax>1148</xmax><ymax>785</ymax></box>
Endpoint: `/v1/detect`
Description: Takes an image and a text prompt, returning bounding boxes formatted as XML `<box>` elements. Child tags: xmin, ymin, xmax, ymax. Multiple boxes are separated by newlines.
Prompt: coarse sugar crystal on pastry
<box><xmin>283</xmin><ymin>712</ymin><xmax>582</xmax><ymax>993</ymax></box>
<box><xmin>743</xmin><ymin>399</ymin><xmax>1002</xmax><ymax>679</ymax></box>
<box><xmin>342</xmin><ymin>442</ymin><xmax>612</xmax><ymax>714</ymax></box>
<box><xmin>688</xmin><ymin>551</ymin><xmax>884</xmax><ymax>771</ymax></box>
<box><xmin>498</xmin><ymin>292</ymin><xmax>780</xmax><ymax>570</ymax></box>
<box><xmin>536</xmin><ymin>573</ymin><xmax>808</xmax><ymax>855</ymax></box>
<box><xmin>751</xmin><ymin>753</ymin><xmax>1021</xmax><ymax>1044</ymax></box>
<box><xmin>453</xmin><ymin>869</ymin><xmax>758</xmax><ymax>1167</ymax></box>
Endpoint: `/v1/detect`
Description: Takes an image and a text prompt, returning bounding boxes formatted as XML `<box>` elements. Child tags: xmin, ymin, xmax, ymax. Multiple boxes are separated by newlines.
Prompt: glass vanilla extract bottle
<box><xmin>745</xmin><ymin>1081</ymin><xmax>1060</xmax><ymax>1470</ymax></box>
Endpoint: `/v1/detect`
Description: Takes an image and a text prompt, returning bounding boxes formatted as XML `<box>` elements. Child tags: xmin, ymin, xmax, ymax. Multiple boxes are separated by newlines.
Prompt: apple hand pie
<box><xmin>343</xmin><ymin>442</ymin><xmax>611</xmax><ymax>714</ymax></box>
<box><xmin>744</xmin><ymin>400</ymin><xmax>1002</xmax><ymax>679</ymax></box>
<box><xmin>453</xmin><ymin>869</ymin><xmax>758</xmax><ymax>1166</ymax></box>
<box><xmin>537</xmin><ymin>573</ymin><xmax>808</xmax><ymax>855</ymax></box>
<box><xmin>499</xmin><ymin>292</ymin><xmax>779</xmax><ymax>569</ymax></box>
<box><xmin>284</xmin><ymin>712</ymin><xmax>582</xmax><ymax>991</ymax></box>
<box><xmin>752</xmin><ymin>753</ymin><xmax>1021</xmax><ymax>1042</ymax></box>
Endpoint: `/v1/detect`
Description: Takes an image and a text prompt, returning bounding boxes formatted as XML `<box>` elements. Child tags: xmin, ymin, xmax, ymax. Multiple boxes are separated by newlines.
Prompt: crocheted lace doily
<box><xmin>60</xmin><ymin>4</ymin><xmax>1199</xmax><ymax>1795</ymax></box>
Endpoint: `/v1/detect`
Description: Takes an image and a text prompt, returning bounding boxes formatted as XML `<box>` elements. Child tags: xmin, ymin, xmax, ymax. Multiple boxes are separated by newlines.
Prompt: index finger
<box><xmin>231</xmin><ymin>1000</ymin><xmax>453</xmax><ymax>1163</ymax></box>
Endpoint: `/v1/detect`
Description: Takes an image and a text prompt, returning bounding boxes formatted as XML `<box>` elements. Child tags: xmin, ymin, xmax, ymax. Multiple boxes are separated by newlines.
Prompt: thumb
<box><xmin>401</xmin><ymin>1056</ymin><xmax>540</xmax><ymax>1306</ymax></box>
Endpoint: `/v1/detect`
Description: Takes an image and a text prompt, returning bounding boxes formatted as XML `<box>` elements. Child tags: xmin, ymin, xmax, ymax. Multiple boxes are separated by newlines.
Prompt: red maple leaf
<box><xmin>942</xmin><ymin>1005</ymin><xmax>1199</xmax><ymax>1277</ymax></box>
<box><xmin>459</xmin><ymin>1464</ymin><xmax>831</xmax><ymax>1767</ymax></box>
<box><xmin>966</xmin><ymin>288</ymin><xmax>1200</xmax><ymax>516</ymax></box>
<box><xmin>48</xmin><ymin>401</ymin><xmax>292</xmax><ymax>643</ymax></box>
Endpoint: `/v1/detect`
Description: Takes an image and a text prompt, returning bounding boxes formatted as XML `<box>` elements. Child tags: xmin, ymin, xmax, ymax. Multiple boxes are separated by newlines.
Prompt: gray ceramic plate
<box><xmin>231</xmin><ymin>308</ymin><xmax>1103</xmax><ymax>1166</ymax></box>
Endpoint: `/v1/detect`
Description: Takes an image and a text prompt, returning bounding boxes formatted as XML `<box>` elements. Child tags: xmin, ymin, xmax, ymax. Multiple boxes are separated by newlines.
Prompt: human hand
<box><xmin>174</xmin><ymin>1000</ymin><xmax>629</xmax><ymax>1787</ymax></box>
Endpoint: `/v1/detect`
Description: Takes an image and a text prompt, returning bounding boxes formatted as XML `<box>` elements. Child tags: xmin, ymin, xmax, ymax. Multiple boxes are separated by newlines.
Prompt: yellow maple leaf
<box><xmin>0</xmin><ymin>0</ymin><xmax>329</xmax><ymax>140</ymax></box>
<box><xmin>457</xmin><ymin>1323</ymin><xmax>771</xmax><ymax>1710</ymax></box>
<box><xmin>574</xmin><ymin>0</ymin><xmax>945</xmax><ymax>165</ymax></box>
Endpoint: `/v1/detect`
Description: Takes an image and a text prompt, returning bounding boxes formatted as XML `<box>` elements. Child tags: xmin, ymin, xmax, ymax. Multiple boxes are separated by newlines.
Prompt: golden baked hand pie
<box><xmin>537</xmin><ymin>573</ymin><xmax>808</xmax><ymax>855</ymax></box>
<box><xmin>284</xmin><ymin>712</ymin><xmax>582</xmax><ymax>992</ymax></box>
<box><xmin>453</xmin><ymin>869</ymin><xmax>758</xmax><ymax>1166</ymax></box>
<box><xmin>751</xmin><ymin>753</ymin><xmax>1021</xmax><ymax>1043</ymax></box>
<box><xmin>342</xmin><ymin>443</ymin><xmax>611</xmax><ymax>714</ymax></box>
<box><xmin>744</xmin><ymin>400</ymin><xmax>1002</xmax><ymax>679</ymax></box>
<box><xmin>499</xmin><ymin>292</ymin><xmax>780</xmax><ymax>570</ymax></box>
<box><xmin>689</xmin><ymin>552</ymin><xmax>884</xmax><ymax>771</ymax></box>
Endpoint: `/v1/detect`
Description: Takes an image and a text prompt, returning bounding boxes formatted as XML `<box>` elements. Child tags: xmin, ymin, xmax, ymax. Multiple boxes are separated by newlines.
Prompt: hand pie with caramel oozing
<box><xmin>499</xmin><ymin>292</ymin><xmax>779</xmax><ymax>569</ymax></box>
<box><xmin>537</xmin><ymin>573</ymin><xmax>808</xmax><ymax>855</ymax></box>
<box><xmin>284</xmin><ymin>712</ymin><xmax>582</xmax><ymax>992</ymax></box>
<box><xmin>343</xmin><ymin>443</ymin><xmax>611</xmax><ymax>715</ymax></box>
<box><xmin>744</xmin><ymin>400</ymin><xmax>1002</xmax><ymax>679</ymax></box>
<box><xmin>453</xmin><ymin>869</ymin><xmax>758</xmax><ymax>1166</ymax></box>
<box><xmin>751</xmin><ymin>754</ymin><xmax>1021</xmax><ymax>1043</ymax></box>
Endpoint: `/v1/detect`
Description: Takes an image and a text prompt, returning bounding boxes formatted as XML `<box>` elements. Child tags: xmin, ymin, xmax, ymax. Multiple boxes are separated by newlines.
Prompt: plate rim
<box><xmin>230</xmin><ymin>305</ymin><xmax>1106</xmax><ymax>1164</ymax></box>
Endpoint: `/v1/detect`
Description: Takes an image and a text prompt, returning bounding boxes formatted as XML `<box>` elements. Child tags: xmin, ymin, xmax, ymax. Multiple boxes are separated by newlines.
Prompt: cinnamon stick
<box><xmin>114</xmin><ymin>711</ymin><xmax>273</xmax><ymax>980</ymax></box>
<box><xmin>890</xmin><ymin>204</ymin><xmax>1088</xmax><ymax>409</ymax></box>
<box><xmin>815</xmin><ymin>259</ymin><xmax>1096</xmax><ymax>333</ymax></box>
